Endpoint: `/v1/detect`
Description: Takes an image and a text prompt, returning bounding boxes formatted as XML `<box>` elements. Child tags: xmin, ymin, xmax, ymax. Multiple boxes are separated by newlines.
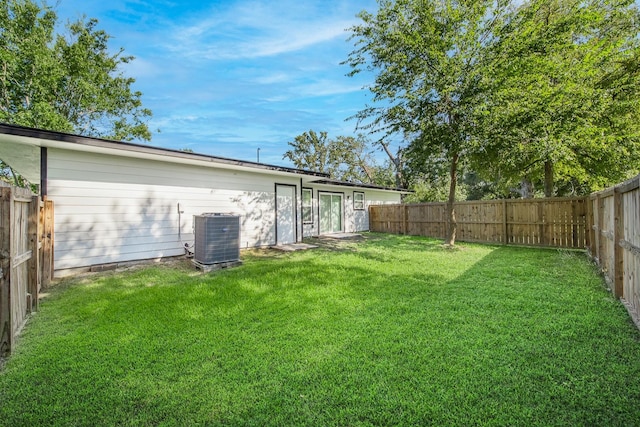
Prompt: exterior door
<box><xmin>275</xmin><ymin>184</ymin><xmax>296</xmax><ymax>245</ymax></box>
<box><xmin>319</xmin><ymin>193</ymin><xmax>343</xmax><ymax>234</ymax></box>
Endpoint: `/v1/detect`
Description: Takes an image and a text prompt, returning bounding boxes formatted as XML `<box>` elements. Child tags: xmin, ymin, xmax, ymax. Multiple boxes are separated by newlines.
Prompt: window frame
<box><xmin>302</xmin><ymin>188</ymin><xmax>314</xmax><ymax>224</ymax></box>
<box><xmin>353</xmin><ymin>191</ymin><xmax>365</xmax><ymax>211</ymax></box>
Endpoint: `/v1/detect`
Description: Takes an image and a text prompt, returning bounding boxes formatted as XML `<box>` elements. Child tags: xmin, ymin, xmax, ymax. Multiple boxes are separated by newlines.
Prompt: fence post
<box><xmin>27</xmin><ymin>195</ymin><xmax>39</xmax><ymax>312</ymax></box>
<box><xmin>586</xmin><ymin>197</ymin><xmax>594</xmax><ymax>253</ymax></box>
<box><xmin>538</xmin><ymin>201</ymin><xmax>546</xmax><ymax>246</ymax></box>
<box><xmin>0</xmin><ymin>187</ymin><xmax>12</xmax><ymax>355</ymax></box>
<box><xmin>403</xmin><ymin>205</ymin><xmax>409</xmax><ymax>235</ymax></box>
<box><xmin>501</xmin><ymin>200</ymin><xmax>508</xmax><ymax>244</ymax></box>
<box><xmin>441</xmin><ymin>203</ymin><xmax>447</xmax><ymax>240</ymax></box>
<box><xmin>571</xmin><ymin>199</ymin><xmax>579</xmax><ymax>248</ymax></box>
<box><xmin>40</xmin><ymin>198</ymin><xmax>54</xmax><ymax>288</ymax></box>
<box><xmin>596</xmin><ymin>194</ymin><xmax>604</xmax><ymax>264</ymax></box>
<box><xmin>613</xmin><ymin>188</ymin><xmax>624</xmax><ymax>299</ymax></box>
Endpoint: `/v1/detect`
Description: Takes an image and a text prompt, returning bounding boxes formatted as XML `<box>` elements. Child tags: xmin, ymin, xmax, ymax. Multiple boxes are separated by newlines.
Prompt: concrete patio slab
<box><xmin>271</xmin><ymin>243</ymin><xmax>319</xmax><ymax>252</ymax></box>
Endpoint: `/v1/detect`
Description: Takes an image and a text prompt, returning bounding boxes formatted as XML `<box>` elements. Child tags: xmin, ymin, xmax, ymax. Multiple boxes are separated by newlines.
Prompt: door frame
<box><xmin>318</xmin><ymin>191</ymin><xmax>345</xmax><ymax>235</ymax></box>
<box><xmin>275</xmin><ymin>183</ymin><xmax>298</xmax><ymax>245</ymax></box>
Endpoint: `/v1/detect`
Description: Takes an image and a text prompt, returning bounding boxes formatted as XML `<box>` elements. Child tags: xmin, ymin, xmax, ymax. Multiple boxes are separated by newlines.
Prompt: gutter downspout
<box><xmin>40</xmin><ymin>147</ymin><xmax>47</xmax><ymax>199</ymax></box>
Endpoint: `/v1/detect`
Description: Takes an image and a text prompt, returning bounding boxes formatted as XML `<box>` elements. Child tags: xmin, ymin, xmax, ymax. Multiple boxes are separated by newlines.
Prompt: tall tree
<box><xmin>283</xmin><ymin>130</ymin><xmax>332</xmax><ymax>174</ymax></box>
<box><xmin>283</xmin><ymin>130</ymin><xmax>379</xmax><ymax>183</ymax></box>
<box><xmin>332</xmin><ymin>135</ymin><xmax>376</xmax><ymax>183</ymax></box>
<box><xmin>345</xmin><ymin>0</ymin><xmax>513</xmax><ymax>245</ymax></box>
<box><xmin>474</xmin><ymin>0</ymin><xmax>640</xmax><ymax>196</ymax></box>
<box><xmin>0</xmin><ymin>0</ymin><xmax>152</xmax><ymax>141</ymax></box>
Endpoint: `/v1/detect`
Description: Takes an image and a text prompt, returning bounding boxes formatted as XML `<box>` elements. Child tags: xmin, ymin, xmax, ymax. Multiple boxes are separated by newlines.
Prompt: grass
<box><xmin>1</xmin><ymin>233</ymin><xmax>640</xmax><ymax>426</ymax></box>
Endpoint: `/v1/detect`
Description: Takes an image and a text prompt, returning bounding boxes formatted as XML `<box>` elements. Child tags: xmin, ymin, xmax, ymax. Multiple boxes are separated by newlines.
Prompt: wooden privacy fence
<box><xmin>0</xmin><ymin>183</ymin><xmax>54</xmax><ymax>356</ymax></box>
<box><xmin>370</xmin><ymin>197</ymin><xmax>588</xmax><ymax>249</ymax></box>
<box><xmin>589</xmin><ymin>174</ymin><xmax>640</xmax><ymax>326</ymax></box>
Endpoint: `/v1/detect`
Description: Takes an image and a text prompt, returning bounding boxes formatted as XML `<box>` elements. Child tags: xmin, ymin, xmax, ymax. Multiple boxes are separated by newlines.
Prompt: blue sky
<box><xmin>54</xmin><ymin>0</ymin><xmax>385</xmax><ymax>167</ymax></box>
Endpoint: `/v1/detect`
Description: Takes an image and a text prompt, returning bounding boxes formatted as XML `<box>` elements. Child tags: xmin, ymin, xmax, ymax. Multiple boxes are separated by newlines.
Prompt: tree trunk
<box><xmin>544</xmin><ymin>160</ymin><xmax>553</xmax><ymax>197</ymax></box>
<box><xmin>445</xmin><ymin>151</ymin><xmax>459</xmax><ymax>246</ymax></box>
<box><xmin>520</xmin><ymin>178</ymin><xmax>533</xmax><ymax>198</ymax></box>
<box><xmin>361</xmin><ymin>165</ymin><xmax>374</xmax><ymax>183</ymax></box>
<box><xmin>394</xmin><ymin>157</ymin><xmax>403</xmax><ymax>189</ymax></box>
<box><xmin>380</xmin><ymin>141</ymin><xmax>404</xmax><ymax>188</ymax></box>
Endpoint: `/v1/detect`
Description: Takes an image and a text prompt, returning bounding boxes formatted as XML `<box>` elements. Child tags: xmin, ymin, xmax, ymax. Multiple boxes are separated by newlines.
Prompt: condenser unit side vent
<box><xmin>194</xmin><ymin>213</ymin><xmax>241</xmax><ymax>265</ymax></box>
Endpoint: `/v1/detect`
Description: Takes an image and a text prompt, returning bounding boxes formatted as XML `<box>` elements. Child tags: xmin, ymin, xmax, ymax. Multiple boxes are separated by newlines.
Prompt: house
<box><xmin>0</xmin><ymin>124</ymin><xmax>405</xmax><ymax>275</ymax></box>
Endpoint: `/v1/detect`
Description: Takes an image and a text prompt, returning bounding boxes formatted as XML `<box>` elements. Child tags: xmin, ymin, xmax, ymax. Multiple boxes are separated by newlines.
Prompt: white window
<box><xmin>302</xmin><ymin>188</ymin><xmax>313</xmax><ymax>223</ymax></box>
<box><xmin>354</xmin><ymin>192</ymin><xmax>365</xmax><ymax>210</ymax></box>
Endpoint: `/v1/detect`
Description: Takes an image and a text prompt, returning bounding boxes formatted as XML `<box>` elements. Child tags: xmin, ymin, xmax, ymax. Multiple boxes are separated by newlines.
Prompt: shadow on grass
<box><xmin>212</xmin><ymin>243</ymin><xmax>640</xmax><ymax>425</ymax></box>
<box><xmin>3</xmin><ymin>236</ymin><xmax>640</xmax><ymax>425</ymax></box>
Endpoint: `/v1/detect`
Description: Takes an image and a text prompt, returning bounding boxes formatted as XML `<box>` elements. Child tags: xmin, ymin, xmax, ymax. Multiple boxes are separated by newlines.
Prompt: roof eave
<box><xmin>308</xmin><ymin>178</ymin><xmax>411</xmax><ymax>193</ymax></box>
<box><xmin>0</xmin><ymin>123</ymin><xmax>330</xmax><ymax>179</ymax></box>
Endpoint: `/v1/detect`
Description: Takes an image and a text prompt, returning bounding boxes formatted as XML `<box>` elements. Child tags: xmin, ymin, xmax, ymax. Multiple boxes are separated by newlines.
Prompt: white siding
<box><xmin>302</xmin><ymin>185</ymin><xmax>401</xmax><ymax>237</ymax></box>
<box><xmin>45</xmin><ymin>148</ymin><xmax>401</xmax><ymax>271</ymax></box>
<box><xmin>48</xmin><ymin>149</ymin><xmax>302</xmax><ymax>270</ymax></box>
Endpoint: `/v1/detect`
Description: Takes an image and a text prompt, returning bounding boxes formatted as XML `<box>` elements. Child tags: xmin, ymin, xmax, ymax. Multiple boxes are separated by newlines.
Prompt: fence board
<box><xmin>28</xmin><ymin>196</ymin><xmax>39</xmax><ymax>311</ymax></box>
<box><xmin>610</xmin><ymin>177</ymin><xmax>640</xmax><ymax>324</ymax></box>
<box><xmin>587</xmin><ymin>174</ymin><xmax>640</xmax><ymax>326</ymax></box>
<box><xmin>370</xmin><ymin>197</ymin><xmax>588</xmax><ymax>249</ymax></box>
<box><xmin>0</xmin><ymin>184</ymin><xmax>52</xmax><ymax>356</ymax></box>
<box><xmin>0</xmin><ymin>187</ymin><xmax>11</xmax><ymax>355</ymax></box>
<box><xmin>40</xmin><ymin>199</ymin><xmax>54</xmax><ymax>288</ymax></box>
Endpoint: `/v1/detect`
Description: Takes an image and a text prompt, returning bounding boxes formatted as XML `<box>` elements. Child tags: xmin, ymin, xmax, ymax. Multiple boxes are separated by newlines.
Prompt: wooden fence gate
<box><xmin>0</xmin><ymin>183</ymin><xmax>54</xmax><ymax>356</ymax></box>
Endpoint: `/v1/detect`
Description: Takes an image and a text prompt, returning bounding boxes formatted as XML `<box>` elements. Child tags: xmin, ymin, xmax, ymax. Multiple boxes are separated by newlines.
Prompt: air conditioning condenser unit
<box><xmin>193</xmin><ymin>213</ymin><xmax>241</xmax><ymax>266</ymax></box>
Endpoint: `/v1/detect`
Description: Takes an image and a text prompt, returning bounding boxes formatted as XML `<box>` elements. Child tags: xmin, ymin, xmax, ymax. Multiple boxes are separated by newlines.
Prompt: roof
<box><xmin>0</xmin><ymin>123</ymin><xmax>329</xmax><ymax>179</ymax></box>
<box><xmin>0</xmin><ymin>123</ymin><xmax>408</xmax><ymax>193</ymax></box>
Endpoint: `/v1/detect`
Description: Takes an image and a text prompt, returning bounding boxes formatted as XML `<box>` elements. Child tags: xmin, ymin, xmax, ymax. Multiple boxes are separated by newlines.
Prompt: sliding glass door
<box><xmin>319</xmin><ymin>193</ymin><xmax>343</xmax><ymax>234</ymax></box>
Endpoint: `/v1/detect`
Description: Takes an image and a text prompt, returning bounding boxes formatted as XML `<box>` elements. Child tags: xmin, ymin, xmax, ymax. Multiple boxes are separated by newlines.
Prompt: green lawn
<box><xmin>1</xmin><ymin>234</ymin><xmax>640</xmax><ymax>426</ymax></box>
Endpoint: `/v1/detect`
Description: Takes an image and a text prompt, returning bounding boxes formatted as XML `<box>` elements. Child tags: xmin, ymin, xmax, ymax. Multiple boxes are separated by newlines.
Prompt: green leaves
<box><xmin>347</xmin><ymin>0</ymin><xmax>640</xmax><ymax>199</ymax></box>
<box><xmin>474</xmin><ymin>0</ymin><xmax>640</xmax><ymax>195</ymax></box>
<box><xmin>346</xmin><ymin>0</ymin><xmax>512</xmax><ymax>243</ymax></box>
<box><xmin>283</xmin><ymin>130</ymin><xmax>381</xmax><ymax>184</ymax></box>
<box><xmin>283</xmin><ymin>130</ymin><xmax>331</xmax><ymax>173</ymax></box>
<box><xmin>0</xmin><ymin>0</ymin><xmax>151</xmax><ymax>141</ymax></box>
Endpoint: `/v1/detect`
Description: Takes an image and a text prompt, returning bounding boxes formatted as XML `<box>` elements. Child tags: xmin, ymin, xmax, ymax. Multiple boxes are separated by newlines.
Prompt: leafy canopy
<box><xmin>0</xmin><ymin>0</ymin><xmax>151</xmax><ymax>141</ymax></box>
<box><xmin>346</xmin><ymin>0</ymin><xmax>640</xmax><ymax>201</ymax></box>
<box><xmin>474</xmin><ymin>0</ymin><xmax>640</xmax><ymax>195</ymax></box>
<box><xmin>283</xmin><ymin>130</ymin><xmax>390</xmax><ymax>184</ymax></box>
<box><xmin>346</xmin><ymin>0</ymin><xmax>514</xmax><ymax>244</ymax></box>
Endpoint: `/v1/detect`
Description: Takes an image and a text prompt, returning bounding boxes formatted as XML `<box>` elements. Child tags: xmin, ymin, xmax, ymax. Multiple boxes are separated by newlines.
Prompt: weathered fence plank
<box><xmin>590</xmin><ymin>174</ymin><xmax>640</xmax><ymax>326</ymax></box>
<box><xmin>40</xmin><ymin>198</ymin><xmax>54</xmax><ymax>289</ymax></box>
<box><xmin>28</xmin><ymin>196</ymin><xmax>39</xmax><ymax>311</ymax></box>
<box><xmin>0</xmin><ymin>184</ymin><xmax>52</xmax><ymax>356</ymax></box>
<box><xmin>0</xmin><ymin>187</ymin><xmax>11</xmax><ymax>355</ymax></box>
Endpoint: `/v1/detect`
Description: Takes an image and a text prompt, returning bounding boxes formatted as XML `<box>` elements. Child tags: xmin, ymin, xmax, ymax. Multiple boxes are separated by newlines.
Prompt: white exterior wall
<box><xmin>302</xmin><ymin>185</ymin><xmax>401</xmax><ymax>237</ymax></box>
<box><xmin>0</xmin><ymin>125</ymin><xmax>405</xmax><ymax>273</ymax></box>
<box><xmin>48</xmin><ymin>148</ymin><xmax>302</xmax><ymax>270</ymax></box>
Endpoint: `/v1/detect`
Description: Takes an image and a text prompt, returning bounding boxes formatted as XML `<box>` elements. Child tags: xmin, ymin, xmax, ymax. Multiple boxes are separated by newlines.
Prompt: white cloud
<box><xmin>166</xmin><ymin>1</ymin><xmax>356</xmax><ymax>60</ymax></box>
<box><xmin>297</xmin><ymin>80</ymin><xmax>364</xmax><ymax>97</ymax></box>
<box><xmin>54</xmin><ymin>0</ymin><xmax>379</xmax><ymax>164</ymax></box>
<box><xmin>253</xmin><ymin>72</ymin><xmax>293</xmax><ymax>85</ymax></box>
<box><xmin>121</xmin><ymin>56</ymin><xmax>160</xmax><ymax>79</ymax></box>
<box><xmin>260</xmin><ymin>95</ymin><xmax>290</xmax><ymax>103</ymax></box>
